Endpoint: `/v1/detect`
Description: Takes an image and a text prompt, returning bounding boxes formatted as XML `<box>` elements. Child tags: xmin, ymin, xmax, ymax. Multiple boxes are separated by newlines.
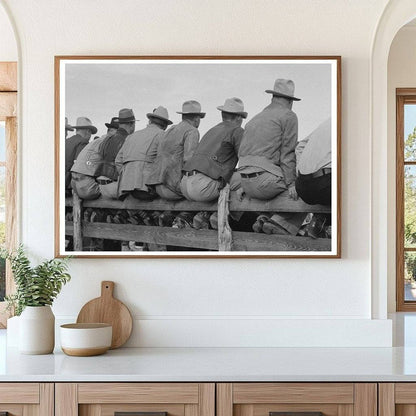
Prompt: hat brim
<box><xmin>105</xmin><ymin>123</ymin><xmax>119</xmax><ymax>129</ymax></box>
<box><xmin>176</xmin><ymin>111</ymin><xmax>206</xmax><ymax>118</ymax></box>
<box><xmin>65</xmin><ymin>126</ymin><xmax>74</xmax><ymax>131</ymax></box>
<box><xmin>75</xmin><ymin>125</ymin><xmax>98</xmax><ymax>134</ymax></box>
<box><xmin>265</xmin><ymin>90</ymin><xmax>301</xmax><ymax>101</ymax></box>
<box><xmin>217</xmin><ymin>106</ymin><xmax>248</xmax><ymax>119</ymax></box>
<box><xmin>147</xmin><ymin>113</ymin><xmax>173</xmax><ymax>125</ymax></box>
<box><xmin>118</xmin><ymin>117</ymin><xmax>139</xmax><ymax>123</ymax></box>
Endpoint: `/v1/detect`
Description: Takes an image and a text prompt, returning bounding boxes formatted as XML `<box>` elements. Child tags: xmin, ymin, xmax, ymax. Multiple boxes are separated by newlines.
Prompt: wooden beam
<box><xmin>218</xmin><ymin>184</ymin><xmax>232</xmax><ymax>251</ymax></box>
<box><xmin>66</xmin><ymin>222</ymin><xmax>331</xmax><ymax>251</ymax></box>
<box><xmin>72</xmin><ymin>191</ymin><xmax>83</xmax><ymax>251</ymax></box>
<box><xmin>0</xmin><ymin>62</ymin><xmax>17</xmax><ymax>92</ymax></box>
<box><xmin>65</xmin><ymin>191</ymin><xmax>330</xmax><ymax>213</ymax></box>
<box><xmin>0</xmin><ymin>92</ymin><xmax>17</xmax><ymax>120</ymax></box>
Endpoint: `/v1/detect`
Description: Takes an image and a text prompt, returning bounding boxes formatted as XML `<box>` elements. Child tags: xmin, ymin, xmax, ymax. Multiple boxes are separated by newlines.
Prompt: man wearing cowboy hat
<box><xmin>147</xmin><ymin>100</ymin><xmax>205</xmax><ymax>200</ymax></box>
<box><xmin>101</xmin><ymin>116</ymin><xmax>119</xmax><ymax>140</ymax></box>
<box><xmin>236</xmin><ymin>79</ymin><xmax>304</xmax><ymax>235</ymax></box>
<box><xmin>70</xmin><ymin>116</ymin><xmax>119</xmax><ymax>201</ymax></box>
<box><xmin>65</xmin><ymin>117</ymin><xmax>74</xmax><ymax>139</ymax></box>
<box><xmin>181</xmin><ymin>97</ymin><xmax>246</xmax><ymax>204</ymax></box>
<box><xmin>98</xmin><ymin>108</ymin><xmax>137</xmax><ymax>198</ymax></box>
<box><xmin>65</xmin><ymin>116</ymin><xmax>98</xmax><ymax>196</ymax></box>
<box><xmin>116</xmin><ymin>106</ymin><xmax>172</xmax><ymax>200</ymax></box>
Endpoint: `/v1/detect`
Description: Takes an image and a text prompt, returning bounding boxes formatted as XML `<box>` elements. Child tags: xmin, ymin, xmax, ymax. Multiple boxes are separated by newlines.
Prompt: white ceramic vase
<box><xmin>19</xmin><ymin>305</ymin><xmax>55</xmax><ymax>354</ymax></box>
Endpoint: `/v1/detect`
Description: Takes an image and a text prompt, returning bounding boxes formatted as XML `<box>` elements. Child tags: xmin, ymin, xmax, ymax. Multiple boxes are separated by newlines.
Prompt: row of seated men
<box><xmin>65</xmin><ymin>78</ymin><xmax>331</xmax><ymax>239</ymax></box>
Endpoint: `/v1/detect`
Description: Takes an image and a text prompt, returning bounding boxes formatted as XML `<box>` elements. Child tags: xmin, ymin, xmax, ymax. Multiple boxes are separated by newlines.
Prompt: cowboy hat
<box><xmin>74</xmin><ymin>117</ymin><xmax>98</xmax><ymax>134</ymax></box>
<box><xmin>176</xmin><ymin>100</ymin><xmax>205</xmax><ymax>118</ymax></box>
<box><xmin>105</xmin><ymin>117</ymin><xmax>119</xmax><ymax>129</ymax></box>
<box><xmin>118</xmin><ymin>108</ymin><xmax>139</xmax><ymax>123</ymax></box>
<box><xmin>217</xmin><ymin>97</ymin><xmax>248</xmax><ymax>118</ymax></box>
<box><xmin>265</xmin><ymin>79</ymin><xmax>301</xmax><ymax>101</ymax></box>
<box><xmin>65</xmin><ymin>117</ymin><xmax>74</xmax><ymax>131</ymax></box>
<box><xmin>147</xmin><ymin>106</ymin><xmax>173</xmax><ymax>125</ymax></box>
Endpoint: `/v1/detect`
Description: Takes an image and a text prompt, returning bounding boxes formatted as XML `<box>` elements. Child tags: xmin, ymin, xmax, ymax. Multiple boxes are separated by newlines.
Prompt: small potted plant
<box><xmin>1</xmin><ymin>245</ymin><xmax>71</xmax><ymax>354</ymax></box>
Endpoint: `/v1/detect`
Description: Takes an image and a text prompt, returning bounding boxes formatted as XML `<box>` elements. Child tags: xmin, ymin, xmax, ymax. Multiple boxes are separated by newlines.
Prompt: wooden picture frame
<box><xmin>55</xmin><ymin>56</ymin><xmax>341</xmax><ymax>258</ymax></box>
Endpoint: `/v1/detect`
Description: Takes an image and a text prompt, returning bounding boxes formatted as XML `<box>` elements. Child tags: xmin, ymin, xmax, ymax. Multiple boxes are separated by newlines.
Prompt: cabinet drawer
<box><xmin>379</xmin><ymin>383</ymin><xmax>416</xmax><ymax>416</ymax></box>
<box><xmin>56</xmin><ymin>383</ymin><xmax>215</xmax><ymax>416</ymax></box>
<box><xmin>0</xmin><ymin>383</ymin><xmax>53</xmax><ymax>416</ymax></box>
<box><xmin>217</xmin><ymin>383</ymin><xmax>376</xmax><ymax>416</ymax></box>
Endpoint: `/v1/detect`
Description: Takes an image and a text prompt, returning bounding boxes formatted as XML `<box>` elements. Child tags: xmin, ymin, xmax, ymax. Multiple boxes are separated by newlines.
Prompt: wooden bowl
<box><xmin>60</xmin><ymin>323</ymin><xmax>112</xmax><ymax>356</ymax></box>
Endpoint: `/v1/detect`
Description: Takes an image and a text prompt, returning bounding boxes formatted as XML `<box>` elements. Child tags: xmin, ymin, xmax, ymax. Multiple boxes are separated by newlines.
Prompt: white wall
<box><xmin>0</xmin><ymin>4</ymin><xmax>16</xmax><ymax>61</ymax></box>
<box><xmin>0</xmin><ymin>0</ymin><xmax>393</xmax><ymax>346</ymax></box>
<box><xmin>387</xmin><ymin>25</ymin><xmax>416</xmax><ymax>312</ymax></box>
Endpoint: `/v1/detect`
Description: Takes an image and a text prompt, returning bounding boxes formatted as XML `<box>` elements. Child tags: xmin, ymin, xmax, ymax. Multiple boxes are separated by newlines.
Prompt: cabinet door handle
<box><xmin>270</xmin><ymin>413</ymin><xmax>324</xmax><ymax>416</ymax></box>
<box><xmin>115</xmin><ymin>412</ymin><xmax>167</xmax><ymax>416</ymax></box>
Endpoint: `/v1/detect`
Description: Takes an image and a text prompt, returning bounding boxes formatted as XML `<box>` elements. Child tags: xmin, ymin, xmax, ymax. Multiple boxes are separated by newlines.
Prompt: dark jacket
<box><xmin>98</xmin><ymin>127</ymin><xmax>129</xmax><ymax>180</ymax></box>
<box><xmin>183</xmin><ymin>121</ymin><xmax>244</xmax><ymax>183</ymax></box>
<box><xmin>65</xmin><ymin>134</ymin><xmax>89</xmax><ymax>189</ymax></box>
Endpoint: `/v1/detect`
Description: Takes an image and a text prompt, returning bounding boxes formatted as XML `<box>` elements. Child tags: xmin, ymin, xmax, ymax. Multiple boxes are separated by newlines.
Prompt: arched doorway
<box><xmin>371</xmin><ymin>0</ymin><xmax>416</xmax><ymax>319</ymax></box>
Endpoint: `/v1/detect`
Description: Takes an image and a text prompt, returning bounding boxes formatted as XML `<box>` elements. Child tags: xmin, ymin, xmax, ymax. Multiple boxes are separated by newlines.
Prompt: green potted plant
<box><xmin>1</xmin><ymin>245</ymin><xmax>71</xmax><ymax>354</ymax></box>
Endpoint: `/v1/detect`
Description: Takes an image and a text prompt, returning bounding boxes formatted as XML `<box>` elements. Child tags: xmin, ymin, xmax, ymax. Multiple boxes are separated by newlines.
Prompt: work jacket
<box><xmin>98</xmin><ymin>127</ymin><xmax>129</xmax><ymax>180</ymax></box>
<box><xmin>115</xmin><ymin>124</ymin><xmax>165</xmax><ymax>196</ymax></box>
<box><xmin>147</xmin><ymin>120</ymin><xmax>199</xmax><ymax>195</ymax></box>
<box><xmin>65</xmin><ymin>133</ymin><xmax>89</xmax><ymax>189</ymax></box>
<box><xmin>183</xmin><ymin>121</ymin><xmax>244</xmax><ymax>184</ymax></box>
<box><xmin>238</xmin><ymin>102</ymin><xmax>298</xmax><ymax>187</ymax></box>
<box><xmin>71</xmin><ymin>137</ymin><xmax>104</xmax><ymax>177</ymax></box>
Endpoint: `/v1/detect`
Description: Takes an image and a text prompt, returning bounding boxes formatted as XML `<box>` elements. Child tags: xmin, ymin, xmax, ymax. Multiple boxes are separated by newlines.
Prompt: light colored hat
<box><xmin>118</xmin><ymin>108</ymin><xmax>139</xmax><ymax>123</ymax></box>
<box><xmin>176</xmin><ymin>100</ymin><xmax>205</xmax><ymax>118</ymax></box>
<box><xmin>265</xmin><ymin>79</ymin><xmax>301</xmax><ymax>101</ymax></box>
<box><xmin>74</xmin><ymin>117</ymin><xmax>97</xmax><ymax>134</ymax></box>
<box><xmin>147</xmin><ymin>106</ymin><xmax>173</xmax><ymax>125</ymax></box>
<box><xmin>217</xmin><ymin>97</ymin><xmax>248</xmax><ymax>118</ymax></box>
<box><xmin>65</xmin><ymin>117</ymin><xmax>74</xmax><ymax>131</ymax></box>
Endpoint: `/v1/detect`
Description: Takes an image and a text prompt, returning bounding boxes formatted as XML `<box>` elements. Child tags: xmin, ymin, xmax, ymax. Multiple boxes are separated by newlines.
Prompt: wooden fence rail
<box><xmin>65</xmin><ymin>187</ymin><xmax>331</xmax><ymax>252</ymax></box>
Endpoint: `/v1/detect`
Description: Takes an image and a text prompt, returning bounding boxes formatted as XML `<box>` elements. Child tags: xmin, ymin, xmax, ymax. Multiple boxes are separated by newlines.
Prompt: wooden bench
<box><xmin>65</xmin><ymin>186</ymin><xmax>331</xmax><ymax>252</ymax></box>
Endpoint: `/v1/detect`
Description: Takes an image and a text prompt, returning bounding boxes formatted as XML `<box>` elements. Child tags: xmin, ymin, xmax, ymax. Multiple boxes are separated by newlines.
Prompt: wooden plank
<box><xmin>0</xmin><ymin>383</ymin><xmax>39</xmax><ymax>403</ymax></box>
<box><xmin>55</xmin><ymin>383</ymin><xmax>78</xmax><ymax>416</ymax></box>
<box><xmin>395</xmin><ymin>383</ymin><xmax>416</xmax><ymax>403</ymax></box>
<box><xmin>73</xmin><ymin>191</ymin><xmax>83</xmax><ymax>251</ymax></box>
<box><xmin>23</xmin><ymin>404</ymin><xmax>39</xmax><ymax>416</ymax></box>
<box><xmin>337</xmin><ymin>404</ymin><xmax>353</xmax><ymax>416</ymax></box>
<box><xmin>66</xmin><ymin>222</ymin><xmax>330</xmax><ymax>251</ymax></box>
<box><xmin>0</xmin><ymin>62</ymin><xmax>17</xmax><ymax>91</ymax></box>
<box><xmin>233</xmin><ymin>383</ymin><xmax>353</xmax><ymax>404</ymax></box>
<box><xmin>231</xmin><ymin>231</ymin><xmax>331</xmax><ymax>251</ymax></box>
<box><xmin>39</xmin><ymin>383</ymin><xmax>54</xmax><ymax>416</ymax></box>
<box><xmin>185</xmin><ymin>404</ymin><xmax>198</xmax><ymax>416</ymax></box>
<box><xmin>67</xmin><ymin>222</ymin><xmax>219</xmax><ymax>250</ymax></box>
<box><xmin>65</xmin><ymin>191</ymin><xmax>330</xmax><ymax>213</ymax></box>
<box><xmin>199</xmin><ymin>384</ymin><xmax>215</xmax><ymax>416</ymax></box>
<box><xmin>217</xmin><ymin>384</ymin><xmax>233</xmax><ymax>416</ymax></box>
<box><xmin>379</xmin><ymin>384</ymin><xmax>395</xmax><ymax>416</ymax></box>
<box><xmin>218</xmin><ymin>184</ymin><xmax>232</xmax><ymax>251</ymax></box>
<box><xmin>354</xmin><ymin>384</ymin><xmax>377</xmax><ymax>416</ymax></box>
<box><xmin>78</xmin><ymin>383</ymin><xmax>199</xmax><ymax>404</ymax></box>
<box><xmin>0</xmin><ymin>92</ymin><xmax>17</xmax><ymax>120</ymax></box>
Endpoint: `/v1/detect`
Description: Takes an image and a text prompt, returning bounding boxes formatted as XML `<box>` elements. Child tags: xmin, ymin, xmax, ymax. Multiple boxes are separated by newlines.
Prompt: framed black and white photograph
<box><xmin>55</xmin><ymin>56</ymin><xmax>341</xmax><ymax>258</ymax></box>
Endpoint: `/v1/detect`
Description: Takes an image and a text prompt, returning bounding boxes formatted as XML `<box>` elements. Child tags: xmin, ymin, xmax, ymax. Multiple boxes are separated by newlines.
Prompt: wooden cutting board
<box><xmin>76</xmin><ymin>281</ymin><xmax>133</xmax><ymax>349</ymax></box>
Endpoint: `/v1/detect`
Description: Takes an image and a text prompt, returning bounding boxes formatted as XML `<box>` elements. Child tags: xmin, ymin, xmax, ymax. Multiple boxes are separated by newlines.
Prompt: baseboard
<box><xmin>56</xmin><ymin>317</ymin><xmax>392</xmax><ymax>347</ymax></box>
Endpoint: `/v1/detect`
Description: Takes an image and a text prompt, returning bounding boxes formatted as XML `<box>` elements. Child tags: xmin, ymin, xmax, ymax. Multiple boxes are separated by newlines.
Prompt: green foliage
<box><xmin>0</xmin><ymin>222</ymin><xmax>5</xmax><ymax>246</ymax></box>
<box><xmin>0</xmin><ymin>245</ymin><xmax>71</xmax><ymax>316</ymax></box>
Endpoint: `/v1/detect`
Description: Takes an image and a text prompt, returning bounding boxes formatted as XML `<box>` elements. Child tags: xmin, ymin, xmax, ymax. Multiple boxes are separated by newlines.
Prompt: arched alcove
<box><xmin>371</xmin><ymin>0</ymin><xmax>416</xmax><ymax>319</ymax></box>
